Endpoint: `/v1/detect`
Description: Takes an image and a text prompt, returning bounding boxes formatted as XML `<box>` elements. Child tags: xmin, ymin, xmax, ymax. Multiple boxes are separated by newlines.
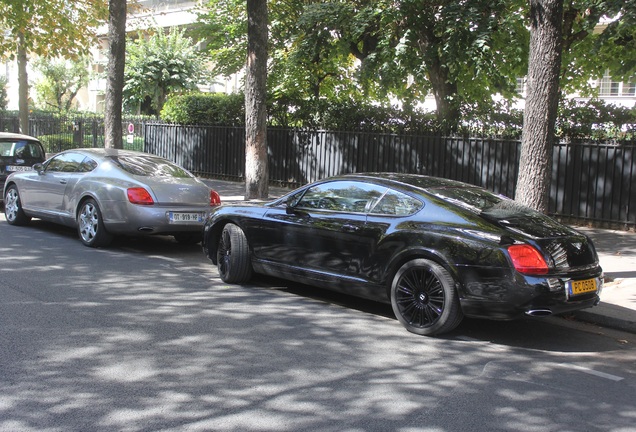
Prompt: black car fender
<box><xmin>202</xmin><ymin>218</ymin><xmax>234</xmax><ymax>264</ymax></box>
<box><xmin>202</xmin><ymin>213</ymin><xmax>258</xmax><ymax>264</ymax></box>
<box><xmin>379</xmin><ymin>231</ymin><xmax>506</xmax><ymax>299</ymax></box>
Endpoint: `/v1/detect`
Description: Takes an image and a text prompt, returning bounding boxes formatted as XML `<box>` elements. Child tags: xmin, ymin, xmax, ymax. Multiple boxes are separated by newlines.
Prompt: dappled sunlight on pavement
<box><xmin>1</xmin><ymin>209</ymin><xmax>635</xmax><ymax>431</ymax></box>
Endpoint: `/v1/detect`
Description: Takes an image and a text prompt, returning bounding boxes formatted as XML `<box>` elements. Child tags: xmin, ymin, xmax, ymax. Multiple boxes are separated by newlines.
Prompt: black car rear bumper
<box><xmin>458</xmin><ymin>268</ymin><xmax>603</xmax><ymax>320</ymax></box>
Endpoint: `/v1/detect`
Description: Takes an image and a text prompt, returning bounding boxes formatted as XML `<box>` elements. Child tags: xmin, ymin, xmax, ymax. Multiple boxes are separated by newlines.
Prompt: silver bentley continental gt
<box><xmin>3</xmin><ymin>148</ymin><xmax>220</xmax><ymax>247</ymax></box>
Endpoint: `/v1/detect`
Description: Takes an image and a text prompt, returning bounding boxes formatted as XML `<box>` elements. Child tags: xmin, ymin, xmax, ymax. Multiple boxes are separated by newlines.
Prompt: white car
<box><xmin>3</xmin><ymin>148</ymin><xmax>221</xmax><ymax>247</ymax></box>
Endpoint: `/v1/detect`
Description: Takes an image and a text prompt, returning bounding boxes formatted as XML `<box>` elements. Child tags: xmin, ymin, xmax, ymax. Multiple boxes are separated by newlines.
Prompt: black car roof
<box><xmin>337</xmin><ymin>172</ymin><xmax>472</xmax><ymax>190</ymax></box>
<box><xmin>0</xmin><ymin>132</ymin><xmax>41</xmax><ymax>142</ymax></box>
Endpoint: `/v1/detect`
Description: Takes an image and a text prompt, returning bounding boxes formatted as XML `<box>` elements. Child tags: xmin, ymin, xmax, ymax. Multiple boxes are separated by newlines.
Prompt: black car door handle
<box><xmin>342</xmin><ymin>224</ymin><xmax>360</xmax><ymax>233</ymax></box>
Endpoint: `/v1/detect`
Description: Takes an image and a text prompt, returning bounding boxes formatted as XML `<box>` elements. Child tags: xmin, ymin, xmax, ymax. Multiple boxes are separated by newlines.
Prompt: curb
<box><xmin>570</xmin><ymin>307</ymin><xmax>636</xmax><ymax>334</ymax></box>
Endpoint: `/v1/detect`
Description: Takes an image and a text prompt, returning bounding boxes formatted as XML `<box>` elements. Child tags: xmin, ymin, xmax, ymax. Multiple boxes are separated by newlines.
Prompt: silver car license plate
<box><xmin>168</xmin><ymin>211</ymin><xmax>203</xmax><ymax>224</ymax></box>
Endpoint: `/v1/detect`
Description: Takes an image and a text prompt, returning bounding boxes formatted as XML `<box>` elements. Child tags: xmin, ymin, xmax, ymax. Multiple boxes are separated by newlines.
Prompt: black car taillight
<box><xmin>507</xmin><ymin>244</ymin><xmax>549</xmax><ymax>275</ymax></box>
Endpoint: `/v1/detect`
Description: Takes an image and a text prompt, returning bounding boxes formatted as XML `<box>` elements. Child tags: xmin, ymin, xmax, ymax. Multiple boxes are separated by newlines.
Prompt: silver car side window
<box><xmin>45</xmin><ymin>152</ymin><xmax>85</xmax><ymax>173</ymax></box>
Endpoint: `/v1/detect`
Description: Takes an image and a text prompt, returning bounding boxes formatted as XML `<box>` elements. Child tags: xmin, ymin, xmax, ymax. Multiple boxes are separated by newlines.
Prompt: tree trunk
<box><xmin>515</xmin><ymin>0</ymin><xmax>564</xmax><ymax>213</ymax></box>
<box><xmin>104</xmin><ymin>0</ymin><xmax>126</xmax><ymax>149</ymax></box>
<box><xmin>428</xmin><ymin>56</ymin><xmax>460</xmax><ymax>130</ymax></box>
<box><xmin>17</xmin><ymin>32</ymin><xmax>29</xmax><ymax>134</ymax></box>
<box><xmin>244</xmin><ymin>0</ymin><xmax>269</xmax><ymax>200</ymax></box>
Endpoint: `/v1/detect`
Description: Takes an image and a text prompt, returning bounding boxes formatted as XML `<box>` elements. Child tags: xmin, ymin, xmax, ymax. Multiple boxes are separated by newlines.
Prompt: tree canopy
<box><xmin>196</xmin><ymin>0</ymin><xmax>530</xmax><ymax>127</ymax></box>
<box><xmin>124</xmin><ymin>28</ymin><xmax>210</xmax><ymax>115</ymax></box>
<box><xmin>34</xmin><ymin>57</ymin><xmax>90</xmax><ymax>111</ymax></box>
<box><xmin>0</xmin><ymin>0</ymin><xmax>108</xmax><ymax>131</ymax></box>
<box><xmin>196</xmin><ymin>0</ymin><xmax>635</xmax><ymax>129</ymax></box>
<box><xmin>560</xmin><ymin>0</ymin><xmax>636</xmax><ymax>95</ymax></box>
<box><xmin>0</xmin><ymin>0</ymin><xmax>108</xmax><ymax>60</ymax></box>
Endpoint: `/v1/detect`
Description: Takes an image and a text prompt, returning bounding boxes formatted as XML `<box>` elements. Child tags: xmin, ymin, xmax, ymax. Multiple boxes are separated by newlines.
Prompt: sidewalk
<box><xmin>203</xmin><ymin>179</ymin><xmax>636</xmax><ymax>334</ymax></box>
<box><xmin>570</xmin><ymin>227</ymin><xmax>636</xmax><ymax>334</ymax></box>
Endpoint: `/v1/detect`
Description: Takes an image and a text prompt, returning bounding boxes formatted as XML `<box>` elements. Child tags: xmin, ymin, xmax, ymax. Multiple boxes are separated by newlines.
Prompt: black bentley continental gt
<box><xmin>202</xmin><ymin>173</ymin><xmax>603</xmax><ymax>336</ymax></box>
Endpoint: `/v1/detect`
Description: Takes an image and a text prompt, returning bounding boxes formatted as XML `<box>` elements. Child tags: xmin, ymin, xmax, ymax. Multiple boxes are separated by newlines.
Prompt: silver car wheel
<box><xmin>4</xmin><ymin>185</ymin><xmax>31</xmax><ymax>226</ymax></box>
<box><xmin>79</xmin><ymin>201</ymin><xmax>99</xmax><ymax>243</ymax></box>
<box><xmin>4</xmin><ymin>188</ymin><xmax>19</xmax><ymax>222</ymax></box>
<box><xmin>77</xmin><ymin>198</ymin><xmax>113</xmax><ymax>248</ymax></box>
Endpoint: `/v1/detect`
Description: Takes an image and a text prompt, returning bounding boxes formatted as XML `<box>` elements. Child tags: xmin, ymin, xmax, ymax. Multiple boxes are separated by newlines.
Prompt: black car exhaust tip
<box><xmin>525</xmin><ymin>309</ymin><xmax>553</xmax><ymax>317</ymax></box>
<box><xmin>138</xmin><ymin>227</ymin><xmax>155</xmax><ymax>232</ymax></box>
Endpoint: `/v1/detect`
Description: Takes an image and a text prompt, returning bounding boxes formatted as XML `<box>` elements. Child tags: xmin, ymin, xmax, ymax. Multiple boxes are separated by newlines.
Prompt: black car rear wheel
<box><xmin>4</xmin><ymin>185</ymin><xmax>31</xmax><ymax>226</ymax></box>
<box><xmin>77</xmin><ymin>198</ymin><xmax>113</xmax><ymax>248</ymax></box>
<box><xmin>391</xmin><ymin>259</ymin><xmax>463</xmax><ymax>336</ymax></box>
<box><xmin>217</xmin><ymin>223</ymin><xmax>252</xmax><ymax>283</ymax></box>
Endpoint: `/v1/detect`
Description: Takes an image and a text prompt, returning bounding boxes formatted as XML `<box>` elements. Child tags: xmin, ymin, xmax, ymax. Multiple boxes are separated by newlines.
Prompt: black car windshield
<box><xmin>429</xmin><ymin>187</ymin><xmax>537</xmax><ymax>218</ymax></box>
<box><xmin>109</xmin><ymin>155</ymin><xmax>193</xmax><ymax>178</ymax></box>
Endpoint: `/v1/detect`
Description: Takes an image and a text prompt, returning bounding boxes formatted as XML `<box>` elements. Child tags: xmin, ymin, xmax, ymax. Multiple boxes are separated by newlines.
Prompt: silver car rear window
<box><xmin>110</xmin><ymin>155</ymin><xmax>193</xmax><ymax>178</ymax></box>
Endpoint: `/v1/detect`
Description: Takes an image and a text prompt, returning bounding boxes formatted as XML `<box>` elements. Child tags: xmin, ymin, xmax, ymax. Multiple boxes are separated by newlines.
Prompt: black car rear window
<box><xmin>0</xmin><ymin>140</ymin><xmax>44</xmax><ymax>159</ymax></box>
<box><xmin>429</xmin><ymin>187</ymin><xmax>536</xmax><ymax>218</ymax></box>
<box><xmin>109</xmin><ymin>155</ymin><xmax>193</xmax><ymax>178</ymax></box>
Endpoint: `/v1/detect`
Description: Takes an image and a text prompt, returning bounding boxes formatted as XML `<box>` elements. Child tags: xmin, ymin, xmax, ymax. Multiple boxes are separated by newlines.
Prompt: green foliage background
<box><xmin>0</xmin><ymin>77</ymin><xmax>7</xmax><ymax>112</ymax></box>
<box><xmin>160</xmin><ymin>91</ymin><xmax>636</xmax><ymax>141</ymax></box>
<box><xmin>124</xmin><ymin>28</ymin><xmax>210</xmax><ymax>115</ymax></box>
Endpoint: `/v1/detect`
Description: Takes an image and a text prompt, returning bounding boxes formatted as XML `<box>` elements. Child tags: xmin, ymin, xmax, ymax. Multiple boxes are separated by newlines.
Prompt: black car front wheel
<box><xmin>4</xmin><ymin>185</ymin><xmax>31</xmax><ymax>226</ymax></box>
<box><xmin>391</xmin><ymin>259</ymin><xmax>463</xmax><ymax>336</ymax></box>
<box><xmin>77</xmin><ymin>198</ymin><xmax>113</xmax><ymax>248</ymax></box>
<box><xmin>217</xmin><ymin>223</ymin><xmax>252</xmax><ymax>283</ymax></box>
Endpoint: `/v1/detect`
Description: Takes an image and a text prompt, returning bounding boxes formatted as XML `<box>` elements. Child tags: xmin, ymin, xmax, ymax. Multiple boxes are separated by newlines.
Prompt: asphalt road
<box><xmin>1</xmin><ymin>214</ymin><xmax>636</xmax><ymax>431</ymax></box>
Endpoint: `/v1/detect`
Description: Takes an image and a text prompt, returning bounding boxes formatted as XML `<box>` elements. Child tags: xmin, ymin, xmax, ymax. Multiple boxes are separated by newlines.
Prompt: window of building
<box><xmin>598</xmin><ymin>72</ymin><xmax>634</xmax><ymax>97</ymax></box>
<box><xmin>515</xmin><ymin>77</ymin><xmax>526</xmax><ymax>96</ymax></box>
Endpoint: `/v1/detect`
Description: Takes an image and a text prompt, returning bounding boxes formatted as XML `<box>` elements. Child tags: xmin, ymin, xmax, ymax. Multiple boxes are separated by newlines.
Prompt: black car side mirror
<box><xmin>286</xmin><ymin>197</ymin><xmax>297</xmax><ymax>214</ymax></box>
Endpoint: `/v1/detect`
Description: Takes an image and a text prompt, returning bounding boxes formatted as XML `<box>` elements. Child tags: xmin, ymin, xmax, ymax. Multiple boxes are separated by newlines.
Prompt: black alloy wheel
<box><xmin>390</xmin><ymin>259</ymin><xmax>463</xmax><ymax>336</ymax></box>
<box><xmin>217</xmin><ymin>223</ymin><xmax>252</xmax><ymax>283</ymax></box>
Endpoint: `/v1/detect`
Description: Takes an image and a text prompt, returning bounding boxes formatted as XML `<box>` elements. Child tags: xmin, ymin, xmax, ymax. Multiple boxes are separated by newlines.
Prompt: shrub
<box><xmin>269</xmin><ymin>97</ymin><xmax>441</xmax><ymax>133</ymax></box>
<box><xmin>161</xmin><ymin>92</ymin><xmax>245</xmax><ymax>125</ymax></box>
<box><xmin>556</xmin><ymin>99</ymin><xmax>636</xmax><ymax>141</ymax></box>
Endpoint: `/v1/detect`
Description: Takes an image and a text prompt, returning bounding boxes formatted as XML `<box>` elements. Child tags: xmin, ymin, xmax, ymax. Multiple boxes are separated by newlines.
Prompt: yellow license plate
<box><xmin>569</xmin><ymin>278</ymin><xmax>597</xmax><ymax>296</ymax></box>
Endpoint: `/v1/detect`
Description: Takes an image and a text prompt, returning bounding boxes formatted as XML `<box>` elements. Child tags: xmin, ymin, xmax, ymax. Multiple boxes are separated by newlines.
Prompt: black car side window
<box><xmin>27</xmin><ymin>143</ymin><xmax>44</xmax><ymax>159</ymax></box>
<box><xmin>296</xmin><ymin>181</ymin><xmax>386</xmax><ymax>213</ymax></box>
<box><xmin>369</xmin><ymin>189</ymin><xmax>422</xmax><ymax>216</ymax></box>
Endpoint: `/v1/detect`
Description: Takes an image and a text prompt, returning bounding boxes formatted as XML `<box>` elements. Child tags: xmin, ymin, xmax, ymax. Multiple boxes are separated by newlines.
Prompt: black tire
<box><xmin>4</xmin><ymin>185</ymin><xmax>31</xmax><ymax>226</ymax></box>
<box><xmin>77</xmin><ymin>198</ymin><xmax>113</xmax><ymax>247</ymax></box>
<box><xmin>390</xmin><ymin>259</ymin><xmax>463</xmax><ymax>336</ymax></box>
<box><xmin>217</xmin><ymin>223</ymin><xmax>252</xmax><ymax>283</ymax></box>
<box><xmin>174</xmin><ymin>232</ymin><xmax>202</xmax><ymax>244</ymax></box>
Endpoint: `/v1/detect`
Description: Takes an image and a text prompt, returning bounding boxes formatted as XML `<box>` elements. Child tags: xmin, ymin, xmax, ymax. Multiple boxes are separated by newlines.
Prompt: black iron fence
<box><xmin>1</xmin><ymin>114</ymin><xmax>634</xmax><ymax>228</ymax></box>
<box><xmin>145</xmin><ymin>124</ymin><xmax>636</xmax><ymax>228</ymax></box>
<box><xmin>0</xmin><ymin>114</ymin><xmax>146</xmax><ymax>153</ymax></box>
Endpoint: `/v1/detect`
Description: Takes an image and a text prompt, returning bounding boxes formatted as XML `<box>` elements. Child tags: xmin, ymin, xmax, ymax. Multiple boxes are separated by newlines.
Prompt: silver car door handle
<box><xmin>59</xmin><ymin>179</ymin><xmax>67</xmax><ymax>184</ymax></box>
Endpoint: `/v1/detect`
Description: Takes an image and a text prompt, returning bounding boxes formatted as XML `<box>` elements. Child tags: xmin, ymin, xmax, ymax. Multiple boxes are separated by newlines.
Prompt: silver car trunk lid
<box><xmin>141</xmin><ymin>176</ymin><xmax>211</xmax><ymax>206</ymax></box>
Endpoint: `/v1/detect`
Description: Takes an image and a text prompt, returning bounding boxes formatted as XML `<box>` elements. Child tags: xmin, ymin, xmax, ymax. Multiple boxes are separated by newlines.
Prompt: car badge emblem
<box><xmin>178</xmin><ymin>187</ymin><xmax>190</xmax><ymax>191</ymax></box>
<box><xmin>572</xmin><ymin>242</ymin><xmax>583</xmax><ymax>251</ymax></box>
